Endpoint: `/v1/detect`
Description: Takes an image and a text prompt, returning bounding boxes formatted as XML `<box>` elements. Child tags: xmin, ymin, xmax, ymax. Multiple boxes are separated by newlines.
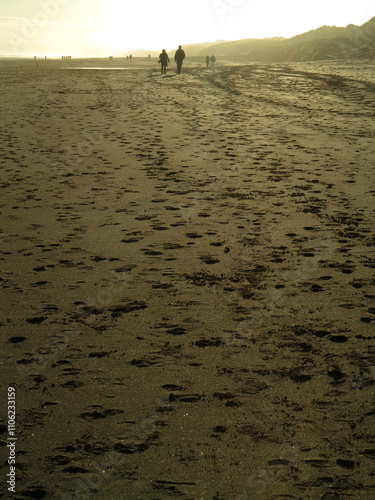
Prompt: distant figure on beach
<box><xmin>206</xmin><ymin>55</ymin><xmax>210</xmax><ymax>68</ymax></box>
<box><xmin>211</xmin><ymin>55</ymin><xmax>216</xmax><ymax>69</ymax></box>
<box><xmin>148</xmin><ymin>54</ymin><xmax>151</xmax><ymax>61</ymax></box>
<box><xmin>127</xmin><ymin>55</ymin><xmax>129</xmax><ymax>61</ymax></box>
<box><xmin>174</xmin><ymin>45</ymin><xmax>185</xmax><ymax>74</ymax></box>
<box><xmin>158</xmin><ymin>49</ymin><xmax>170</xmax><ymax>75</ymax></box>
<box><xmin>130</xmin><ymin>54</ymin><xmax>132</xmax><ymax>61</ymax></box>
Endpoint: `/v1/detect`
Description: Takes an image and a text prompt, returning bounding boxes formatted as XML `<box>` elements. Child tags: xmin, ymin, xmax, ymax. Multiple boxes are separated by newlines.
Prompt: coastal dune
<box><xmin>1</xmin><ymin>57</ymin><xmax>375</xmax><ymax>499</ymax></box>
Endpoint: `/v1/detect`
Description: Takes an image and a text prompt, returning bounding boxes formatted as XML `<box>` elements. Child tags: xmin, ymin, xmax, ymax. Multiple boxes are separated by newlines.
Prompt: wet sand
<box><xmin>1</xmin><ymin>57</ymin><xmax>375</xmax><ymax>499</ymax></box>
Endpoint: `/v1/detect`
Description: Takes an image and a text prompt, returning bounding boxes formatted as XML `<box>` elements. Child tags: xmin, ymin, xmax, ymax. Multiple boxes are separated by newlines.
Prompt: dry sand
<box><xmin>1</xmin><ymin>57</ymin><xmax>375</xmax><ymax>499</ymax></box>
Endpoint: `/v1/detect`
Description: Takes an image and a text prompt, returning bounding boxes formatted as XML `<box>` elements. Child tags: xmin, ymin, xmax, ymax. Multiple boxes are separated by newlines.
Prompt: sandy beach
<box><xmin>1</xmin><ymin>57</ymin><xmax>375</xmax><ymax>499</ymax></box>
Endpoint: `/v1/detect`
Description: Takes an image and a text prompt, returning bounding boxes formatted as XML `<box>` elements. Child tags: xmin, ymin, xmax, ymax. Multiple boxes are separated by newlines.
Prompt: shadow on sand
<box><xmin>148</xmin><ymin>73</ymin><xmax>179</xmax><ymax>79</ymax></box>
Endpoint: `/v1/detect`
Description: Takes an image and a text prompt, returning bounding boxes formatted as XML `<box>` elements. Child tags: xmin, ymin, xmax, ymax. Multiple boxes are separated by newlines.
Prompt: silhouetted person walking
<box><xmin>159</xmin><ymin>49</ymin><xmax>170</xmax><ymax>74</ymax></box>
<box><xmin>211</xmin><ymin>55</ymin><xmax>216</xmax><ymax>69</ymax></box>
<box><xmin>175</xmin><ymin>45</ymin><xmax>185</xmax><ymax>74</ymax></box>
<box><xmin>206</xmin><ymin>55</ymin><xmax>210</xmax><ymax>68</ymax></box>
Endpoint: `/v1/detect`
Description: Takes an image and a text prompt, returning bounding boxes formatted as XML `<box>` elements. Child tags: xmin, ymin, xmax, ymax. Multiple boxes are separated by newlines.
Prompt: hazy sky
<box><xmin>1</xmin><ymin>0</ymin><xmax>374</xmax><ymax>56</ymax></box>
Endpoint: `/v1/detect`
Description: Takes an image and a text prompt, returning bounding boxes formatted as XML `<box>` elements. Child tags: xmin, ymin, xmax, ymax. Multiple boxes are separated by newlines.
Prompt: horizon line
<box><xmin>1</xmin><ymin>15</ymin><xmax>373</xmax><ymax>60</ymax></box>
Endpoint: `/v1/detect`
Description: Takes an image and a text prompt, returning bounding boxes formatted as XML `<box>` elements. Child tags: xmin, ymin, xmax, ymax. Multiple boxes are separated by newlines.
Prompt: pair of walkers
<box><xmin>206</xmin><ymin>55</ymin><xmax>216</xmax><ymax>68</ymax></box>
<box><xmin>158</xmin><ymin>45</ymin><xmax>185</xmax><ymax>75</ymax></box>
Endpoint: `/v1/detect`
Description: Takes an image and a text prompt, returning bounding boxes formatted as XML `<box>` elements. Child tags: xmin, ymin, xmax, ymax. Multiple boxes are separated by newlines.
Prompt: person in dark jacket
<box><xmin>159</xmin><ymin>49</ymin><xmax>170</xmax><ymax>74</ymax></box>
<box><xmin>174</xmin><ymin>45</ymin><xmax>185</xmax><ymax>74</ymax></box>
<box><xmin>206</xmin><ymin>55</ymin><xmax>210</xmax><ymax>68</ymax></box>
